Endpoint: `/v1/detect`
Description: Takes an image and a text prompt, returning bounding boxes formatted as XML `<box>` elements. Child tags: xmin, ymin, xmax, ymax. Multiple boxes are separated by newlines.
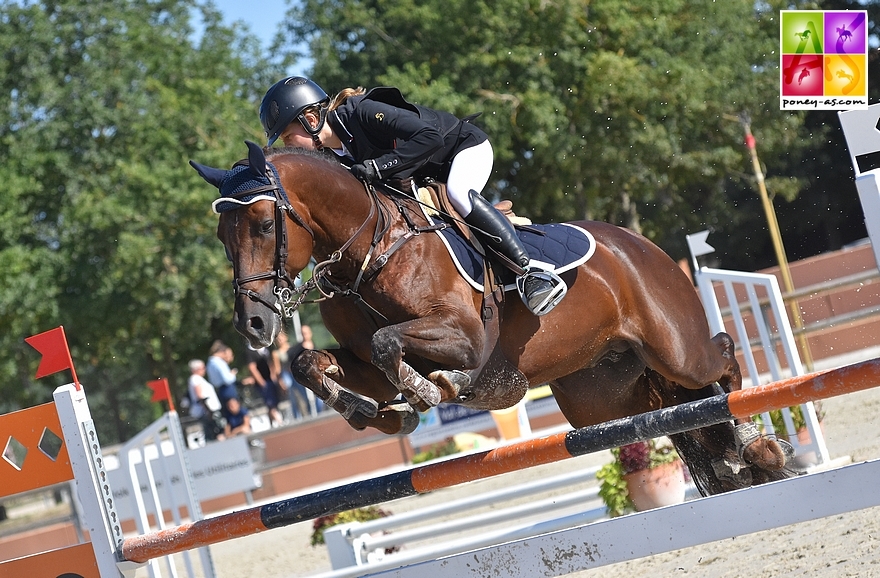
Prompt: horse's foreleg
<box><xmin>370</xmin><ymin>316</ymin><xmax>482</xmax><ymax>412</ymax></box>
<box><xmin>292</xmin><ymin>349</ymin><xmax>419</xmax><ymax>435</ymax></box>
<box><xmin>711</xmin><ymin>332</ymin><xmax>790</xmax><ymax>470</ymax></box>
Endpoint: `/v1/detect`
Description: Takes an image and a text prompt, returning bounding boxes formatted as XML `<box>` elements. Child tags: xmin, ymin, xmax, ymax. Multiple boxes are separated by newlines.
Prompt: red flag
<box><xmin>147</xmin><ymin>378</ymin><xmax>175</xmax><ymax>412</ymax></box>
<box><xmin>25</xmin><ymin>326</ymin><xmax>80</xmax><ymax>390</ymax></box>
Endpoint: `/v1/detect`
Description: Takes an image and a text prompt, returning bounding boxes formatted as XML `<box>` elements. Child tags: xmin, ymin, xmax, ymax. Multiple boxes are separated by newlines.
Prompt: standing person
<box><xmin>205</xmin><ymin>340</ymin><xmax>240</xmax><ymax>407</ymax></box>
<box><xmin>187</xmin><ymin>359</ymin><xmax>225</xmax><ymax>441</ymax></box>
<box><xmin>246</xmin><ymin>344</ymin><xmax>284</xmax><ymax>427</ymax></box>
<box><xmin>259</xmin><ymin>76</ymin><xmax>566</xmax><ymax>316</ymax></box>
<box><xmin>286</xmin><ymin>324</ymin><xmax>323</xmax><ymax>414</ymax></box>
<box><xmin>273</xmin><ymin>331</ymin><xmax>310</xmax><ymax>420</ymax></box>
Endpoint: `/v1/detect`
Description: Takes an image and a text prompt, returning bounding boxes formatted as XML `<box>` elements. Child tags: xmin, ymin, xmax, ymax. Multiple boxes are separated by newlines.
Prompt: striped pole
<box><xmin>121</xmin><ymin>358</ymin><xmax>880</xmax><ymax>563</ymax></box>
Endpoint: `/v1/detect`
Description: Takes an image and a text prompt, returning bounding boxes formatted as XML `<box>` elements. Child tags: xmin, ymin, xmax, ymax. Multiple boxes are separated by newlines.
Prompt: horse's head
<box><xmin>190</xmin><ymin>141</ymin><xmax>314</xmax><ymax>348</ymax></box>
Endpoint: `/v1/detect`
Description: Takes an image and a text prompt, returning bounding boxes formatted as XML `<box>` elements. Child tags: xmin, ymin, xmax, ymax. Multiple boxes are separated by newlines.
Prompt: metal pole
<box><xmin>735</xmin><ymin>113</ymin><xmax>814</xmax><ymax>370</ymax></box>
<box><xmin>120</xmin><ymin>358</ymin><xmax>880</xmax><ymax>563</ymax></box>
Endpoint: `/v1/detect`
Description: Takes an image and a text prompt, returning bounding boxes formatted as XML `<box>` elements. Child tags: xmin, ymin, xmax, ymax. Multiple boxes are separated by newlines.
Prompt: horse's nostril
<box><xmin>250</xmin><ymin>316</ymin><xmax>265</xmax><ymax>331</ymax></box>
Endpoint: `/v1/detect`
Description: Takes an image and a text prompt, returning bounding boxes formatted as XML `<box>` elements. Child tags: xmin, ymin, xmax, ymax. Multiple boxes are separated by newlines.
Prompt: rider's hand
<box><xmin>350</xmin><ymin>161</ymin><xmax>380</xmax><ymax>184</ymax></box>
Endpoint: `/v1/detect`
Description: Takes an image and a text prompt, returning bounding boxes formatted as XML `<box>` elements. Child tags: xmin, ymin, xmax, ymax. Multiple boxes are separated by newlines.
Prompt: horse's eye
<box><xmin>260</xmin><ymin>219</ymin><xmax>274</xmax><ymax>234</ymax></box>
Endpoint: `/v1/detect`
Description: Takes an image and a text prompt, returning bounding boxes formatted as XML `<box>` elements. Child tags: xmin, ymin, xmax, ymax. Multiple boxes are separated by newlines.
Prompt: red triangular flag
<box><xmin>25</xmin><ymin>326</ymin><xmax>80</xmax><ymax>389</ymax></box>
<box><xmin>147</xmin><ymin>378</ymin><xmax>175</xmax><ymax>412</ymax></box>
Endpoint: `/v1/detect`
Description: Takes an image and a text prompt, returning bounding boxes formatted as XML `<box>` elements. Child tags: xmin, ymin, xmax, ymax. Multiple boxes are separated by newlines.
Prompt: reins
<box><xmin>227</xmin><ymin>156</ymin><xmax>444</xmax><ymax>324</ymax></box>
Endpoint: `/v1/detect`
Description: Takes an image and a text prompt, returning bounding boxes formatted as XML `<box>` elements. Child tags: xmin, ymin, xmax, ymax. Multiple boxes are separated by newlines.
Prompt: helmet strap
<box><xmin>298</xmin><ymin>107</ymin><xmax>328</xmax><ymax>150</ymax></box>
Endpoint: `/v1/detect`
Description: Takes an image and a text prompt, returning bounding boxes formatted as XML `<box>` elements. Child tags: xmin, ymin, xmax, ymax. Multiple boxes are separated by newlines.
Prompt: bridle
<box><xmin>225</xmin><ymin>160</ymin><xmax>315</xmax><ymax>318</ymax></box>
<box><xmin>225</xmin><ymin>159</ymin><xmax>382</xmax><ymax>319</ymax></box>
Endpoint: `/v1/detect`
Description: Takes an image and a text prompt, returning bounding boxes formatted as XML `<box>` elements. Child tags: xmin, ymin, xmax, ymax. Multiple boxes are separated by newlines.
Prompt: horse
<box><xmin>190</xmin><ymin>140</ymin><xmax>794</xmax><ymax>496</ymax></box>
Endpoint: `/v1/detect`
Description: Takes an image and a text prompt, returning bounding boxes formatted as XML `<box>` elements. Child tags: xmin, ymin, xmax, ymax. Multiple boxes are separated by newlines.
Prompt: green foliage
<box><xmin>755</xmin><ymin>401</ymin><xmax>825</xmax><ymax>438</ymax></box>
<box><xmin>277</xmin><ymin>0</ymin><xmax>823</xmax><ymax>262</ymax></box>
<box><xmin>310</xmin><ymin>506</ymin><xmax>393</xmax><ymax>547</ymax></box>
<box><xmin>597</xmin><ymin>455</ymin><xmax>632</xmax><ymax>518</ymax></box>
<box><xmin>411</xmin><ymin>438</ymin><xmax>460</xmax><ymax>464</ymax></box>
<box><xmin>1</xmin><ymin>0</ymin><xmax>873</xmax><ymax>446</ymax></box>
<box><xmin>0</xmin><ymin>0</ymin><xmax>283</xmax><ymax>442</ymax></box>
<box><xmin>597</xmin><ymin>439</ymin><xmax>680</xmax><ymax>517</ymax></box>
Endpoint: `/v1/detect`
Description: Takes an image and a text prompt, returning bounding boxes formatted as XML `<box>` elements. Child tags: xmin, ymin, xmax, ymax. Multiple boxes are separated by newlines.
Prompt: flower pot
<box><xmin>623</xmin><ymin>459</ymin><xmax>686</xmax><ymax>511</ymax></box>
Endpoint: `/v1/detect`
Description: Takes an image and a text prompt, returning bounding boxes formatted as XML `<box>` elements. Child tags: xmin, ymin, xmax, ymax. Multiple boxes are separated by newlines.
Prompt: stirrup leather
<box><xmin>516</xmin><ymin>263</ymin><xmax>567</xmax><ymax>316</ymax></box>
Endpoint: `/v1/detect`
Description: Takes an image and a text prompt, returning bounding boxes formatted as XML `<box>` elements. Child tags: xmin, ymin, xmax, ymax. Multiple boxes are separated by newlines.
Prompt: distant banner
<box><xmin>780</xmin><ymin>10</ymin><xmax>868</xmax><ymax>111</ymax></box>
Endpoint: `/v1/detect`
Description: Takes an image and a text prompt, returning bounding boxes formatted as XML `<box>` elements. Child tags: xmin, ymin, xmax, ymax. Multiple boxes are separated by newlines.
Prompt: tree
<box><xmin>0</xmin><ymin>0</ymin><xmax>283</xmax><ymax>442</ymax></box>
<box><xmin>278</xmin><ymin>0</ymin><xmax>818</xmax><ymax>263</ymax></box>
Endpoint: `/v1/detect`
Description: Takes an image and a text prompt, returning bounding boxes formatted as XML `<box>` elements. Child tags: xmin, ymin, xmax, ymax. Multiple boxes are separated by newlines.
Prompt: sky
<box><xmin>211</xmin><ymin>0</ymin><xmax>310</xmax><ymax>75</ymax></box>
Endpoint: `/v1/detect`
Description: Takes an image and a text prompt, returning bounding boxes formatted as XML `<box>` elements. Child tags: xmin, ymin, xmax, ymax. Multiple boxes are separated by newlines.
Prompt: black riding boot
<box><xmin>464</xmin><ymin>190</ymin><xmax>562</xmax><ymax>315</ymax></box>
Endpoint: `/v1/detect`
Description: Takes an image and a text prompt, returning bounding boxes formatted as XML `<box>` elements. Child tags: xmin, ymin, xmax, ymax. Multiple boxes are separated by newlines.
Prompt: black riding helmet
<box><xmin>259</xmin><ymin>76</ymin><xmax>330</xmax><ymax>147</ymax></box>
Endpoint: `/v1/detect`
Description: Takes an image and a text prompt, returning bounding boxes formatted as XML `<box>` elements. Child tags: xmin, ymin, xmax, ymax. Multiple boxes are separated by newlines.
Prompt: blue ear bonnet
<box><xmin>211</xmin><ymin>162</ymin><xmax>288</xmax><ymax>214</ymax></box>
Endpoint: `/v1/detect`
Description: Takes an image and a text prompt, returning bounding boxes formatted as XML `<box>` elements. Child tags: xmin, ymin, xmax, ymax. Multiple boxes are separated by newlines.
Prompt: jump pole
<box><xmin>121</xmin><ymin>357</ymin><xmax>880</xmax><ymax>564</ymax></box>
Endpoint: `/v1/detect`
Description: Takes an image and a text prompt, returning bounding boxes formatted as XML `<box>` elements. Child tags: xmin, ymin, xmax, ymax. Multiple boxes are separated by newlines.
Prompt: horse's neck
<box><xmin>307</xmin><ymin>180</ymin><xmax>387</xmax><ymax>266</ymax></box>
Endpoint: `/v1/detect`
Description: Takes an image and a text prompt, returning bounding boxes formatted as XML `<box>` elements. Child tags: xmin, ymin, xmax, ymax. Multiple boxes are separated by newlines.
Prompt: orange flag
<box><xmin>147</xmin><ymin>378</ymin><xmax>175</xmax><ymax>412</ymax></box>
<box><xmin>25</xmin><ymin>326</ymin><xmax>80</xmax><ymax>390</ymax></box>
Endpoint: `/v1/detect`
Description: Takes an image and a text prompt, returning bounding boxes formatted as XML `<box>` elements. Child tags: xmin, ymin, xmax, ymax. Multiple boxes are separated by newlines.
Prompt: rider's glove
<box><xmin>350</xmin><ymin>160</ymin><xmax>380</xmax><ymax>184</ymax></box>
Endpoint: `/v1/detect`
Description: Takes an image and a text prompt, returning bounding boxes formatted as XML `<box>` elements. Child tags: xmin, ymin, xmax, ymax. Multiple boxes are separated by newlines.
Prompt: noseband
<box><xmin>226</xmin><ymin>160</ymin><xmax>316</xmax><ymax>318</ymax></box>
<box><xmin>226</xmin><ymin>159</ymin><xmax>380</xmax><ymax>319</ymax></box>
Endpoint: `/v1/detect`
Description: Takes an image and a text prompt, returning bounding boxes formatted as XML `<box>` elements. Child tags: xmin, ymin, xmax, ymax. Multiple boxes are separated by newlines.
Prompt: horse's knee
<box><xmin>370</xmin><ymin>327</ymin><xmax>403</xmax><ymax>369</ymax></box>
<box><xmin>292</xmin><ymin>349</ymin><xmax>339</xmax><ymax>383</ymax></box>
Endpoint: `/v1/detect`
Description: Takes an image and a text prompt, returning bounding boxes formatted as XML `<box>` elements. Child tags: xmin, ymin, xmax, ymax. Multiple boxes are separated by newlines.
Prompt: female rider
<box><xmin>259</xmin><ymin>76</ymin><xmax>565</xmax><ymax>315</ymax></box>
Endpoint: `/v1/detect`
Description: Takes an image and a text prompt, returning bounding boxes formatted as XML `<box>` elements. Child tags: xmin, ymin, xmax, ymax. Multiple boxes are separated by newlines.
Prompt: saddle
<box><xmin>409</xmin><ymin>180</ymin><xmax>533</xmax><ymax>409</ymax></box>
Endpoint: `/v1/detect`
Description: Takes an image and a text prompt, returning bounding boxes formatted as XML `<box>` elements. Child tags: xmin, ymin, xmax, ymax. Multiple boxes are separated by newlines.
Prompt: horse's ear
<box><xmin>189</xmin><ymin>160</ymin><xmax>226</xmax><ymax>189</ymax></box>
<box><xmin>245</xmin><ymin>140</ymin><xmax>268</xmax><ymax>179</ymax></box>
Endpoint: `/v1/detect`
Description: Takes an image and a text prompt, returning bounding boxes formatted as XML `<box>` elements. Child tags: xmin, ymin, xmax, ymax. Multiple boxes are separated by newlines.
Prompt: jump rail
<box><xmin>120</xmin><ymin>357</ymin><xmax>880</xmax><ymax>564</ymax></box>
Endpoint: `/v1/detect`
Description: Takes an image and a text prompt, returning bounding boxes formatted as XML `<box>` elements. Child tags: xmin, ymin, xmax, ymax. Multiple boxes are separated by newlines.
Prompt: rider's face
<box><xmin>279</xmin><ymin>121</ymin><xmax>316</xmax><ymax>149</ymax></box>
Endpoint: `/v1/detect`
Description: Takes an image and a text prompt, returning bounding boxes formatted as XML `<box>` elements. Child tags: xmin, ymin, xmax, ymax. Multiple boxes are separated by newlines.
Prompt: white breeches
<box><xmin>445</xmin><ymin>139</ymin><xmax>494</xmax><ymax>216</ymax></box>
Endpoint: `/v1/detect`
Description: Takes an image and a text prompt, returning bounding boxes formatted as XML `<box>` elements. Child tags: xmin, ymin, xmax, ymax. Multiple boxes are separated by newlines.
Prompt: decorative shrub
<box><xmin>411</xmin><ymin>438</ymin><xmax>459</xmax><ymax>464</ymax></box>
<box><xmin>310</xmin><ymin>506</ymin><xmax>394</xmax><ymax>547</ymax></box>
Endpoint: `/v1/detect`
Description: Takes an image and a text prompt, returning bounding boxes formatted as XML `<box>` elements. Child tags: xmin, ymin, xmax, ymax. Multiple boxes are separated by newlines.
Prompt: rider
<box><xmin>258</xmin><ymin>76</ymin><xmax>566</xmax><ymax>316</ymax></box>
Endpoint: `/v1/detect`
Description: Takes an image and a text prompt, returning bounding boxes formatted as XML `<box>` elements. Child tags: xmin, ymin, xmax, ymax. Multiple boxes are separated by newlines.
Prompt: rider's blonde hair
<box><xmin>299</xmin><ymin>87</ymin><xmax>365</xmax><ymax>123</ymax></box>
<box><xmin>328</xmin><ymin>87</ymin><xmax>367</xmax><ymax>111</ymax></box>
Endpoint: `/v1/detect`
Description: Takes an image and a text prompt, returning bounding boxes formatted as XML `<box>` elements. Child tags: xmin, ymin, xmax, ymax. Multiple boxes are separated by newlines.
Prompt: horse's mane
<box><xmin>265</xmin><ymin>146</ymin><xmax>342</xmax><ymax>170</ymax></box>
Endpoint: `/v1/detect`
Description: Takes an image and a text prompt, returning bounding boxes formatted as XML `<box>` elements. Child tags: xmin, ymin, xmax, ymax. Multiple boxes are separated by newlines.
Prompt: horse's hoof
<box><xmin>428</xmin><ymin>369</ymin><xmax>470</xmax><ymax>399</ymax></box>
<box><xmin>395</xmin><ymin>404</ymin><xmax>420</xmax><ymax>435</ymax></box>
<box><xmin>742</xmin><ymin>437</ymin><xmax>788</xmax><ymax>471</ymax></box>
<box><xmin>711</xmin><ymin>456</ymin><xmax>753</xmax><ymax>489</ymax></box>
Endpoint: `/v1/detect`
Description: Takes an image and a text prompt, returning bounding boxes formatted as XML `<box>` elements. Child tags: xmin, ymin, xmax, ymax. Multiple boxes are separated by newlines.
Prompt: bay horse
<box><xmin>191</xmin><ymin>141</ymin><xmax>793</xmax><ymax>496</ymax></box>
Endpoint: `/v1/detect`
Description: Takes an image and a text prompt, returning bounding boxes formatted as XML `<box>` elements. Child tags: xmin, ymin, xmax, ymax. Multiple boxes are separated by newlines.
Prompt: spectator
<box><xmin>223</xmin><ymin>397</ymin><xmax>251</xmax><ymax>437</ymax></box>
<box><xmin>287</xmin><ymin>324</ymin><xmax>323</xmax><ymax>414</ymax></box>
<box><xmin>246</xmin><ymin>343</ymin><xmax>284</xmax><ymax>427</ymax></box>
<box><xmin>206</xmin><ymin>340</ymin><xmax>239</xmax><ymax>406</ymax></box>
<box><xmin>274</xmin><ymin>331</ymin><xmax>310</xmax><ymax>420</ymax></box>
<box><xmin>187</xmin><ymin>359</ymin><xmax>225</xmax><ymax>442</ymax></box>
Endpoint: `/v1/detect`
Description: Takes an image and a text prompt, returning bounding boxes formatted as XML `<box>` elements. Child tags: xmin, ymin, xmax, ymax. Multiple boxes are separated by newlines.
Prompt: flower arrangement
<box><xmin>411</xmin><ymin>438</ymin><xmax>460</xmax><ymax>464</ymax></box>
<box><xmin>596</xmin><ymin>437</ymin><xmax>681</xmax><ymax>518</ymax></box>
<box><xmin>310</xmin><ymin>506</ymin><xmax>395</xmax><ymax>549</ymax></box>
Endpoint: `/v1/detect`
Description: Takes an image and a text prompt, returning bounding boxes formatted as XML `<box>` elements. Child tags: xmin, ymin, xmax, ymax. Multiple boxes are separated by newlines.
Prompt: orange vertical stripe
<box><xmin>0</xmin><ymin>542</ymin><xmax>101</xmax><ymax>578</ymax></box>
<box><xmin>0</xmin><ymin>402</ymin><xmax>73</xmax><ymax>498</ymax></box>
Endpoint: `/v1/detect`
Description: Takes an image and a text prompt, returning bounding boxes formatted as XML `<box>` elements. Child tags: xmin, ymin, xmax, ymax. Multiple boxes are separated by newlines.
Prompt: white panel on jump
<box><xmin>839</xmin><ymin>104</ymin><xmax>880</xmax><ymax>270</ymax></box>
<box><xmin>365</xmin><ymin>459</ymin><xmax>880</xmax><ymax>578</ymax></box>
<box><xmin>838</xmin><ymin>104</ymin><xmax>880</xmax><ymax>174</ymax></box>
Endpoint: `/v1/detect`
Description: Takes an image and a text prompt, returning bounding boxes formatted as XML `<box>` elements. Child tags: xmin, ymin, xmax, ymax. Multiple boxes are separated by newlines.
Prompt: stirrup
<box><xmin>516</xmin><ymin>262</ymin><xmax>567</xmax><ymax>316</ymax></box>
